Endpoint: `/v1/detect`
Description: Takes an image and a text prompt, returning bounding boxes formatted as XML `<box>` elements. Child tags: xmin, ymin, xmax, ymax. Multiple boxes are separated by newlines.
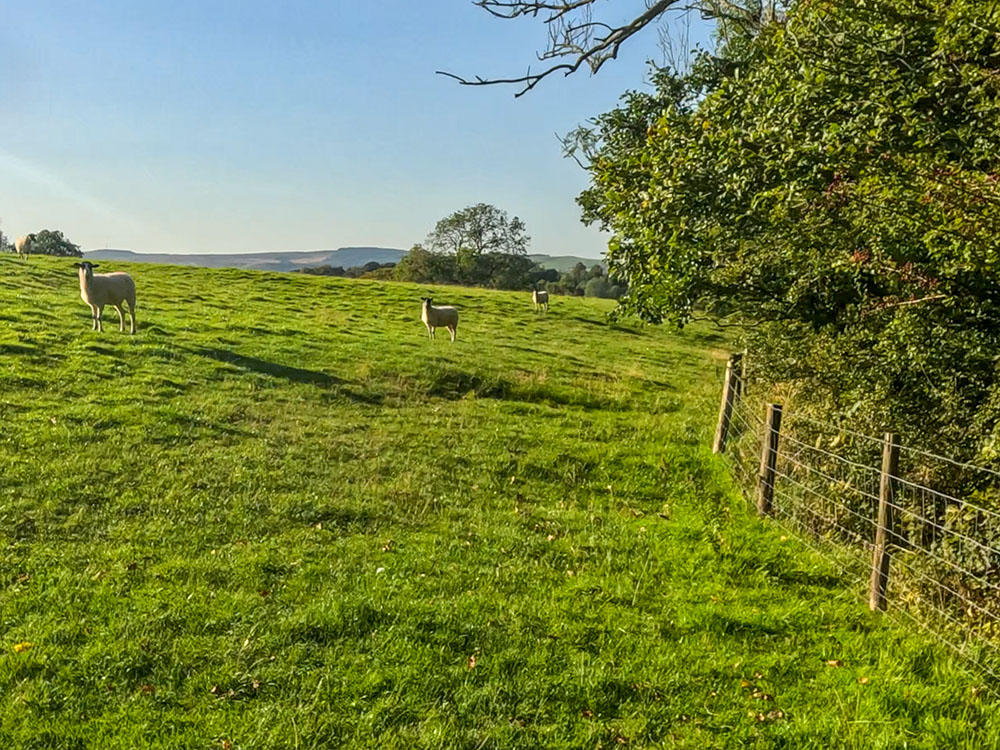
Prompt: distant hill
<box><xmin>83</xmin><ymin>248</ymin><xmax>605</xmax><ymax>274</ymax></box>
<box><xmin>83</xmin><ymin>247</ymin><xmax>407</xmax><ymax>272</ymax></box>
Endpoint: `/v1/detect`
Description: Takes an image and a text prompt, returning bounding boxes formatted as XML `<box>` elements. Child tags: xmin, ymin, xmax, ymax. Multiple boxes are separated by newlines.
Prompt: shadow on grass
<box><xmin>0</xmin><ymin>342</ymin><xmax>48</xmax><ymax>358</ymax></box>
<box><xmin>423</xmin><ymin>368</ymin><xmax>618</xmax><ymax>410</ymax></box>
<box><xmin>569</xmin><ymin>316</ymin><xmax>646</xmax><ymax>336</ymax></box>
<box><xmin>190</xmin><ymin>346</ymin><xmax>344</xmax><ymax>386</ymax></box>
<box><xmin>702</xmin><ymin>613</ymin><xmax>790</xmax><ymax>638</ymax></box>
<box><xmin>772</xmin><ymin>568</ymin><xmax>844</xmax><ymax>590</ymax></box>
<box><xmin>188</xmin><ymin>346</ymin><xmax>384</xmax><ymax>405</ymax></box>
<box><xmin>284</xmin><ymin>503</ymin><xmax>390</xmax><ymax>535</ymax></box>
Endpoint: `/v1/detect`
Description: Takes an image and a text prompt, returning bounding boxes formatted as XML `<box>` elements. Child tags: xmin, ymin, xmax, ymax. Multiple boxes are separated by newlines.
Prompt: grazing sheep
<box><xmin>532</xmin><ymin>289</ymin><xmax>549</xmax><ymax>313</ymax></box>
<box><xmin>421</xmin><ymin>297</ymin><xmax>458</xmax><ymax>342</ymax></box>
<box><xmin>75</xmin><ymin>261</ymin><xmax>137</xmax><ymax>334</ymax></box>
<box><xmin>14</xmin><ymin>234</ymin><xmax>32</xmax><ymax>260</ymax></box>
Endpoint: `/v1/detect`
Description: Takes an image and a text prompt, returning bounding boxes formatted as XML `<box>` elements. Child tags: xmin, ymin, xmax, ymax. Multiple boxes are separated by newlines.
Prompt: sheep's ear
<box><xmin>90</xmin><ymin>263</ymin><xmax>99</xmax><ymax>268</ymax></box>
<box><xmin>73</xmin><ymin>262</ymin><xmax>83</xmax><ymax>268</ymax></box>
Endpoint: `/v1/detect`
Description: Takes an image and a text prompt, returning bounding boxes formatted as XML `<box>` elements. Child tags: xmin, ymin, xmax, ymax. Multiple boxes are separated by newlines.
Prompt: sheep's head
<box><xmin>74</xmin><ymin>261</ymin><xmax>98</xmax><ymax>279</ymax></box>
<box><xmin>421</xmin><ymin>296</ymin><xmax>432</xmax><ymax>308</ymax></box>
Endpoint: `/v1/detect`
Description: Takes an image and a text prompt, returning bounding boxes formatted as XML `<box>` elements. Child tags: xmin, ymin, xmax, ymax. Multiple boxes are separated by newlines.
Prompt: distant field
<box><xmin>0</xmin><ymin>256</ymin><xmax>996</xmax><ymax>748</ymax></box>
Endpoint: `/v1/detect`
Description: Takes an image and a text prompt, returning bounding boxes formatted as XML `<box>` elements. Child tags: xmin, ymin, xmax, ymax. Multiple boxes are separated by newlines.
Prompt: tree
<box><xmin>393</xmin><ymin>244</ymin><xmax>459</xmax><ymax>284</ymax></box>
<box><xmin>584</xmin><ymin>276</ymin><xmax>612</xmax><ymax>298</ymax></box>
<box><xmin>425</xmin><ymin>203</ymin><xmax>530</xmax><ymax>257</ymax></box>
<box><xmin>27</xmin><ymin>230</ymin><xmax>82</xmax><ymax>257</ymax></box>
<box><xmin>440</xmin><ymin>1</ymin><xmax>785</xmax><ymax>96</ymax></box>
<box><xmin>578</xmin><ymin>0</ymin><xmax>1000</xmax><ymax>463</ymax></box>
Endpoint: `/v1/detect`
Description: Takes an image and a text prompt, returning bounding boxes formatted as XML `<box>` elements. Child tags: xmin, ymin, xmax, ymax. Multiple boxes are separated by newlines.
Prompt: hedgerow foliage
<box><xmin>581</xmin><ymin>0</ymin><xmax>1000</xmax><ymax>462</ymax></box>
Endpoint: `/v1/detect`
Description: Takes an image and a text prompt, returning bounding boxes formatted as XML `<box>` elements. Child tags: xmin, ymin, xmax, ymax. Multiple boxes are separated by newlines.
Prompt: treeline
<box><xmin>299</xmin><ymin>249</ymin><xmax>626</xmax><ymax>298</ymax></box>
<box><xmin>545</xmin><ymin>262</ymin><xmax>625</xmax><ymax>299</ymax></box>
<box><xmin>391</xmin><ymin>244</ymin><xmax>554</xmax><ymax>290</ymax></box>
<box><xmin>299</xmin><ymin>261</ymin><xmax>397</xmax><ymax>279</ymax></box>
<box><xmin>297</xmin><ymin>202</ymin><xmax>624</xmax><ymax>297</ymax></box>
<box><xmin>392</xmin><ymin>202</ymin><xmax>623</xmax><ymax>297</ymax></box>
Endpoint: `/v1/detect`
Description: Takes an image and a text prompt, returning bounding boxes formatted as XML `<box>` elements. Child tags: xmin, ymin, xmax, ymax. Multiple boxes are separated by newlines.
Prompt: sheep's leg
<box><xmin>128</xmin><ymin>303</ymin><xmax>136</xmax><ymax>334</ymax></box>
<box><xmin>96</xmin><ymin>305</ymin><xmax>104</xmax><ymax>333</ymax></box>
<box><xmin>448</xmin><ymin>325</ymin><xmax>456</xmax><ymax>342</ymax></box>
<box><xmin>114</xmin><ymin>305</ymin><xmax>125</xmax><ymax>332</ymax></box>
<box><xmin>89</xmin><ymin>304</ymin><xmax>99</xmax><ymax>331</ymax></box>
<box><xmin>427</xmin><ymin>324</ymin><xmax>435</xmax><ymax>339</ymax></box>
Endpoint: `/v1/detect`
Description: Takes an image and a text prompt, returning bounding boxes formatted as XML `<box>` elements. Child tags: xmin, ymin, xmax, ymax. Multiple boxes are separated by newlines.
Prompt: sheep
<box><xmin>421</xmin><ymin>297</ymin><xmax>458</xmax><ymax>341</ymax></box>
<box><xmin>532</xmin><ymin>289</ymin><xmax>549</xmax><ymax>313</ymax></box>
<box><xmin>14</xmin><ymin>234</ymin><xmax>32</xmax><ymax>260</ymax></box>
<box><xmin>75</xmin><ymin>261</ymin><xmax>137</xmax><ymax>334</ymax></box>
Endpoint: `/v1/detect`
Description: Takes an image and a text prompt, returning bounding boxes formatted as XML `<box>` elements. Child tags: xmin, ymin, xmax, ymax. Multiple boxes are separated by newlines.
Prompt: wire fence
<box><xmin>719</xmin><ymin>357</ymin><xmax>1000</xmax><ymax>691</ymax></box>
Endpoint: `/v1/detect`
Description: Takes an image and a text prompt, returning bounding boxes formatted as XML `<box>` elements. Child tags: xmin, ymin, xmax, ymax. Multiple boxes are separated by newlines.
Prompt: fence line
<box><xmin>715</xmin><ymin>354</ymin><xmax>1000</xmax><ymax>691</ymax></box>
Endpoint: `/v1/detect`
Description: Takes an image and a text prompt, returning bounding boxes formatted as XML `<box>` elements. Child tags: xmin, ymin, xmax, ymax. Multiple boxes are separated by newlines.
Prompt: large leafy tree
<box><xmin>425</xmin><ymin>203</ymin><xmax>530</xmax><ymax>258</ymax></box>
<box><xmin>580</xmin><ymin>0</ymin><xmax>1000</xmax><ymax>459</ymax></box>
<box><xmin>396</xmin><ymin>208</ymin><xmax>550</xmax><ymax>290</ymax></box>
<box><xmin>24</xmin><ymin>230</ymin><xmax>83</xmax><ymax>257</ymax></box>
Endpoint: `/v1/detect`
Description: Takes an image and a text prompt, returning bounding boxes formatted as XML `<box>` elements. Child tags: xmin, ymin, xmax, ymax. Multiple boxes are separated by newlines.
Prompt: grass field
<box><xmin>1</xmin><ymin>256</ymin><xmax>997</xmax><ymax>749</ymax></box>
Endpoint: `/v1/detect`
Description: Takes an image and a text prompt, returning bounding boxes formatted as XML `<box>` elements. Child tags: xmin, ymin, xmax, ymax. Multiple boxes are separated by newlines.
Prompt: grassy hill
<box><xmin>0</xmin><ymin>257</ymin><xmax>996</xmax><ymax>748</ymax></box>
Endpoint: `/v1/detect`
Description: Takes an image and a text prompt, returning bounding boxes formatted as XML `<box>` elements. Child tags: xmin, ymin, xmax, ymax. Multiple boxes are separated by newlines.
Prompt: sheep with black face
<box><xmin>532</xmin><ymin>289</ymin><xmax>549</xmax><ymax>313</ymax></box>
<box><xmin>420</xmin><ymin>297</ymin><xmax>458</xmax><ymax>341</ymax></box>
<box><xmin>75</xmin><ymin>261</ymin><xmax>137</xmax><ymax>334</ymax></box>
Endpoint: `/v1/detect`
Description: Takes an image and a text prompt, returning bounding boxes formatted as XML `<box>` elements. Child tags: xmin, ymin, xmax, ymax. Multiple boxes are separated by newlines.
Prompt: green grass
<box><xmin>0</xmin><ymin>255</ymin><xmax>996</xmax><ymax>749</ymax></box>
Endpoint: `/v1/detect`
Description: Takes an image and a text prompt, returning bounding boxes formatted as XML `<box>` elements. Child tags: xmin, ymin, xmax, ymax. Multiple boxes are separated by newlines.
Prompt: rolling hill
<box><xmin>83</xmin><ymin>247</ymin><xmax>408</xmax><ymax>272</ymax></box>
<box><xmin>82</xmin><ymin>248</ymin><xmax>604</xmax><ymax>274</ymax></box>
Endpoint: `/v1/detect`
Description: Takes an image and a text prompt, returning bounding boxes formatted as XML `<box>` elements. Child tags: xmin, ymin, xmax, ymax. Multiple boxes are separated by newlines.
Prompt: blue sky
<box><xmin>1</xmin><ymin>1</ymin><xmax>714</xmax><ymax>257</ymax></box>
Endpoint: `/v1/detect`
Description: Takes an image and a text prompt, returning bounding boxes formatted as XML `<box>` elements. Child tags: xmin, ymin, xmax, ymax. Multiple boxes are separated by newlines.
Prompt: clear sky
<box><xmin>1</xmin><ymin>1</ymin><xmax>714</xmax><ymax>258</ymax></box>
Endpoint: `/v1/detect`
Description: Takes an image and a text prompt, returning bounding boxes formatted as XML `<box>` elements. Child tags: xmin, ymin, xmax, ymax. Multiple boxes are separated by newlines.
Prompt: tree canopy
<box><xmin>576</xmin><ymin>0</ymin><xmax>1000</xmax><ymax>460</ymax></box>
<box><xmin>425</xmin><ymin>203</ymin><xmax>530</xmax><ymax>257</ymax></box>
<box><xmin>23</xmin><ymin>230</ymin><xmax>83</xmax><ymax>257</ymax></box>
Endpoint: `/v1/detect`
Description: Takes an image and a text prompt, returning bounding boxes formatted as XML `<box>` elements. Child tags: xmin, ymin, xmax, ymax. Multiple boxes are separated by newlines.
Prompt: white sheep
<box><xmin>75</xmin><ymin>261</ymin><xmax>137</xmax><ymax>334</ymax></box>
<box><xmin>14</xmin><ymin>234</ymin><xmax>32</xmax><ymax>260</ymax></box>
<box><xmin>421</xmin><ymin>296</ymin><xmax>458</xmax><ymax>341</ymax></box>
<box><xmin>532</xmin><ymin>289</ymin><xmax>549</xmax><ymax>313</ymax></box>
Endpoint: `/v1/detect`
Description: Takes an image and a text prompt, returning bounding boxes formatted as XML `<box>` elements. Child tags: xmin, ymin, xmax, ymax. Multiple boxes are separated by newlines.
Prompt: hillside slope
<box><xmin>0</xmin><ymin>257</ymin><xmax>996</xmax><ymax>748</ymax></box>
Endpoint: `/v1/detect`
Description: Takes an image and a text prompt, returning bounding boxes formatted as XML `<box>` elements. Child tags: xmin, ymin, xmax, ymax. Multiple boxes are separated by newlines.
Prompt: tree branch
<box><xmin>438</xmin><ymin>0</ymin><xmax>686</xmax><ymax>97</ymax></box>
<box><xmin>439</xmin><ymin>1</ymin><xmax>785</xmax><ymax>96</ymax></box>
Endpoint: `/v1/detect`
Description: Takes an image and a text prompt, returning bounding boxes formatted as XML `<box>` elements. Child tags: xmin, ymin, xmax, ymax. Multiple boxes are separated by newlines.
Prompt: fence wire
<box><xmin>721</xmin><ymin>366</ymin><xmax>1000</xmax><ymax>691</ymax></box>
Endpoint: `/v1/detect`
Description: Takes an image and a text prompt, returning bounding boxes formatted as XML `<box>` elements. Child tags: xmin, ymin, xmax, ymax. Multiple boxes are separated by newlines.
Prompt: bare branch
<box><xmin>438</xmin><ymin>0</ymin><xmax>685</xmax><ymax>97</ymax></box>
<box><xmin>439</xmin><ymin>1</ymin><xmax>784</xmax><ymax>96</ymax></box>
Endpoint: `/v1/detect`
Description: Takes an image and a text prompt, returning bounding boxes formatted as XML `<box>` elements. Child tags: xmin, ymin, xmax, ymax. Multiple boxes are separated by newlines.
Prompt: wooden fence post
<box><xmin>870</xmin><ymin>432</ymin><xmax>899</xmax><ymax>612</ymax></box>
<box><xmin>712</xmin><ymin>353</ymin><xmax>743</xmax><ymax>454</ymax></box>
<box><xmin>756</xmin><ymin>404</ymin><xmax>782</xmax><ymax>516</ymax></box>
<box><xmin>738</xmin><ymin>348</ymin><xmax>748</xmax><ymax>400</ymax></box>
